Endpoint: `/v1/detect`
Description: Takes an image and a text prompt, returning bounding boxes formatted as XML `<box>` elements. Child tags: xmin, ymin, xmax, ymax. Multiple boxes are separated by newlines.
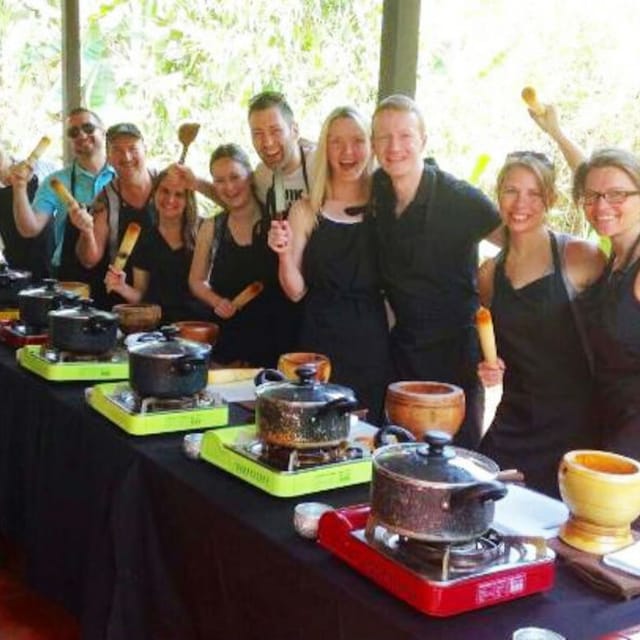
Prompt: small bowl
<box><xmin>112</xmin><ymin>303</ymin><xmax>162</xmax><ymax>335</ymax></box>
<box><xmin>278</xmin><ymin>352</ymin><xmax>331</xmax><ymax>382</ymax></box>
<box><xmin>173</xmin><ymin>320</ymin><xmax>219</xmax><ymax>345</ymax></box>
<box><xmin>293</xmin><ymin>502</ymin><xmax>334</xmax><ymax>539</ymax></box>
<box><xmin>182</xmin><ymin>433</ymin><xmax>204</xmax><ymax>459</ymax></box>
<box><xmin>58</xmin><ymin>281</ymin><xmax>91</xmax><ymax>299</ymax></box>
<box><xmin>385</xmin><ymin>380</ymin><xmax>465</xmax><ymax>439</ymax></box>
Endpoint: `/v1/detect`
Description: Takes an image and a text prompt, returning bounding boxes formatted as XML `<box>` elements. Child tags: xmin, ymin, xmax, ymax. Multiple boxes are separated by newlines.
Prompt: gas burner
<box><xmin>245</xmin><ymin>439</ymin><xmax>366</xmax><ymax>472</ymax></box>
<box><xmin>113</xmin><ymin>386</ymin><xmax>223</xmax><ymax>414</ymax></box>
<box><xmin>362</xmin><ymin>516</ymin><xmax>547</xmax><ymax>583</ymax></box>
<box><xmin>40</xmin><ymin>345</ymin><xmax>126</xmax><ymax>364</ymax></box>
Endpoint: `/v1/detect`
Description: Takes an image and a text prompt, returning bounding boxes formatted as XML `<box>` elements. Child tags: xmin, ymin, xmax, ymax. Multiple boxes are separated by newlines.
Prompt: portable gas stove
<box><xmin>318</xmin><ymin>504</ymin><xmax>555</xmax><ymax>617</ymax></box>
<box><xmin>86</xmin><ymin>381</ymin><xmax>229</xmax><ymax>436</ymax></box>
<box><xmin>199</xmin><ymin>424</ymin><xmax>373</xmax><ymax>497</ymax></box>
<box><xmin>17</xmin><ymin>344</ymin><xmax>129</xmax><ymax>381</ymax></box>
<box><xmin>0</xmin><ymin>320</ymin><xmax>48</xmax><ymax>347</ymax></box>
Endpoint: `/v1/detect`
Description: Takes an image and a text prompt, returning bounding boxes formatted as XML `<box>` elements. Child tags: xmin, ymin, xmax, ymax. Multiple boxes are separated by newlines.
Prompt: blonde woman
<box><xmin>268</xmin><ymin>106</ymin><xmax>391</xmax><ymax>423</ymax></box>
<box><xmin>478</xmin><ymin>151</ymin><xmax>605</xmax><ymax>496</ymax></box>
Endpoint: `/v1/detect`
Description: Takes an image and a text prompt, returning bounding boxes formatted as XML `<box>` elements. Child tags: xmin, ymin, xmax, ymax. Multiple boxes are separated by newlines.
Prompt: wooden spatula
<box><xmin>25</xmin><ymin>136</ymin><xmax>51</xmax><ymax>168</ymax></box>
<box><xmin>231</xmin><ymin>281</ymin><xmax>264</xmax><ymax>310</ymax></box>
<box><xmin>178</xmin><ymin>122</ymin><xmax>200</xmax><ymax>164</ymax></box>
<box><xmin>113</xmin><ymin>222</ymin><xmax>142</xmax><ymax>271</ymax></box>
<box><xmin>521</xmin><ymin>86</ymin><xmax>546</xmax><ymax>116</ymax></box>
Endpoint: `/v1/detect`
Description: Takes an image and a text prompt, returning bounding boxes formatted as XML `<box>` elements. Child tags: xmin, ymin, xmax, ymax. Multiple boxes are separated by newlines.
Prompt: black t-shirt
<box><xmin>133</xmin><ymin>227</ymin><xmax>208</xmax><ymax>323</ymax></box>
<box><xmin>372</xmin><ymin>158</ymin><xmax>501</xmax><ymax>340</ymax></box>
<box><xmin>0</xmin><ymin>176</ymin><xmax>53</xmax><ymax>280</ymax></box>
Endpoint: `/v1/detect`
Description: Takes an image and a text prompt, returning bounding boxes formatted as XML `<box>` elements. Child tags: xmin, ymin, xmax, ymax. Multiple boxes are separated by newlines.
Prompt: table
<box><xmin>0</xmin><ymin>345</ymin><xmax>638</xmax><ymax>639</ymax></box>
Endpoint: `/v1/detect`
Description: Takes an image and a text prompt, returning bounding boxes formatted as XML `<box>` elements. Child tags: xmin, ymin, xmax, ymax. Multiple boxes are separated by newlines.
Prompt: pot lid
<box><xmin>256</xmin><ymin>364</ymin><xmax>355</xmax><ymax>404</ymax></box>
<box><xmin>127</xmin><ymin>325</ymin><xmax>211</xmax><ymax>359</ymax></box>
<box><xmin>49</xmin><ymin>298</ymin><xmax>117</xmax><ymax>321</ymax></box>
<box><xmin>373</xmin><ymin>431</ymin><xmax>499</xmax><ymax>484</ymax></box>
<box><xmin>18</xmin><ymin>278</ymin><xmax>63</xmax><ymax>300</ymax></box>
<box><xmin>0</xmin><ymin>262</ymin><xmax>31</xmax><ymax>282</ymax></box>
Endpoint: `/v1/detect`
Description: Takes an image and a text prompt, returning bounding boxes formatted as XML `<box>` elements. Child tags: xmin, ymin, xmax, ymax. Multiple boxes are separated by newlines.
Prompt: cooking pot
<box><xmin>0</xmin><ymin>262</ymin><xmax>31</xmax><ymax>307</ymax></box>
<box><xmin>127</xmin><ymin>325</ymin><xmax>211</xmax><ymax>398</ymax></box>
<box><xmin>17</xmin><ymin>278</ymin><xmax>78</xmax><ymax>329</ymax></box>
<box><xmin>254</xmin><ymin>365</ymin><xmax>358</xmax><ymax>448</ymax></box>
<box><xmin>369</xmin><ymin>429</ymin><xmax>507</xmax><ymax>543</ymax></box>
<box><xmin>48</xmin><ymin>299</ymin><xmax>118</xmax><ymax>354</ymax></box>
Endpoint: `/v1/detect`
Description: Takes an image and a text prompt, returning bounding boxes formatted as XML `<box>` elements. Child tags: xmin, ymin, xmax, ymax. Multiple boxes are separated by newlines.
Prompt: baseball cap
<box><xmin>106</xmin><ymin>123</ymin><xmax>143</xmax><ymax>144</ymax></box>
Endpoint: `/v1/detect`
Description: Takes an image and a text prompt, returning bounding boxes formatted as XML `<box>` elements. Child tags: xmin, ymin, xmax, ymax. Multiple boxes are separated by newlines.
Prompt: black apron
<box><xmin>480</xmin><ymin>232</ymin><xmax>598</xmax><ymax>497</ymax></box>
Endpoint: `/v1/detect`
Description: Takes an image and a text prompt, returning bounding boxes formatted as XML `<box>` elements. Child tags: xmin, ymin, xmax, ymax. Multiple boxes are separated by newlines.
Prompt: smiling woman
<box><xmin>477</xmin><ymin>151</ymin><xmax>605</xmax><ymax>497</ymax></box>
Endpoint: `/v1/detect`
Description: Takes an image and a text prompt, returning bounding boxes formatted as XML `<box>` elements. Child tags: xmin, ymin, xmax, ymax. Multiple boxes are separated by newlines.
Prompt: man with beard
<box><xmin>11</xmin><ymin>108</ymin><xmax>115</xmax><ymax>279</ymax></box>
<box><xmin>248</xmin><ymin>90</ymin><xmax>316</xmax><ymax>218</ymax></box>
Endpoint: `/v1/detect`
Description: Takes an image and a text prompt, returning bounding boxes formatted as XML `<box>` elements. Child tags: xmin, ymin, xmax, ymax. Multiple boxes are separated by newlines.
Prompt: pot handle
<box><xmin>173</xmin><ymin>355</ymin><xmax>207</xmax><ymax>375</ymax></box>
<box><xmin>373</xmin><ymin>424</ymin><xmax>417</xmax><ymax>448</ymax></box>
<box><xmin>315</xmin><ymin>396</ymin><xmax>359</xmax><ymax>418</ymax></box>
<box><xmin>254</xmin><ymin>368</ymin><xmax>286</xmax><ymax>386</ymax></box>
<box><xmin>447</xmin><ymin>481</ymin><xmax>508</xmax><ymax>510</ymax></box>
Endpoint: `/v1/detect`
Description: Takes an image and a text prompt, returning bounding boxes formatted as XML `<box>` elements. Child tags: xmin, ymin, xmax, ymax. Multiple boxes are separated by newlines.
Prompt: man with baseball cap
<box><xmin>67</xmin><ymin>122</ymin><xmax>156</xmax><ymax>308</ymax></box>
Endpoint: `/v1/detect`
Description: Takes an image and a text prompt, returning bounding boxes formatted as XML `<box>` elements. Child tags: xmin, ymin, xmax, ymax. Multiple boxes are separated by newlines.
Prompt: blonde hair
<box><xmin>496</xmin><ymin>151</ymin><xmax>557</xmax><ymax>210</ymax></box>
<box><xmin>308</xmin><ymin>105</ymin><xmax>373</xmax><ymax>216</ymax></box>
<box><xmin>372</xmin><ymin>93</ymin><xmax>426</xmax><ymax>138</ymax></box>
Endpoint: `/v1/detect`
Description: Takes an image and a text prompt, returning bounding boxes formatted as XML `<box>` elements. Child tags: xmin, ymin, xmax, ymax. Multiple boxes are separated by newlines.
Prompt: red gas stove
<box><xmin>317</xmin><ymin>504</ymin><xmax>555</xmax><ymax>617</ymax></box>
<box><xmin>0</xmin><ymin>320</ymin><xmax>48</xmax><ymax>347</ymax></box>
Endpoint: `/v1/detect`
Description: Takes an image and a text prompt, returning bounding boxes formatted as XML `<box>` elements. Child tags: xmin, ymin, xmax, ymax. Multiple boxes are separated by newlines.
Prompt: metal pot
<box><xmin>48</xmin><ymin>299</ymin><xmax>118</xmax><ymax>354</ymax></box>
<box><xmin>0</xmin><ymin>262</ymin><xmax>31</xmax><ymax>307</ymax></box>
<box><xmin>254</xmin><ymin>365</ymin><xmax>358</xmax><ymax>448</ymax></box>
<box><xmin>127</xmin><ymin>326</ymin><xmax>211</xmax><ymax>398</ymax></box>
<box><xmin>369</xmin><ymin>429</ymin><xmax>507</xmax><ymax>543</ymax></box>
<box><xmin>17</xmin><ymin>278</ymin><xmax>79</xmax><ymax>329</ymax></box>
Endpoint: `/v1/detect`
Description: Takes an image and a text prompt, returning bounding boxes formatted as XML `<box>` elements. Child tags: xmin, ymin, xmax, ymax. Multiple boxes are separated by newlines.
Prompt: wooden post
<box><xmin>378</xmin><ymin>0</ymin><xmax>421</xmax><ymax>101</ymax></box>
<box><xmin>61</xmin><ymin>0</ymin><xmax>81</xmax><ymax>164</ymax></box>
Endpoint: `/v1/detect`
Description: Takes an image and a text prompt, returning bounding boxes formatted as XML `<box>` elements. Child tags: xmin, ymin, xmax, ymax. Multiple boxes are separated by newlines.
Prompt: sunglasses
<box><xmin>506</xmin><ymin>150</ymin><xmax>554</xmax><ymax>168</ymax></box>
<box><xmin>67</xmin><ymin>122</ymin><xmax>98</xmax><ymax>139</ymax></box>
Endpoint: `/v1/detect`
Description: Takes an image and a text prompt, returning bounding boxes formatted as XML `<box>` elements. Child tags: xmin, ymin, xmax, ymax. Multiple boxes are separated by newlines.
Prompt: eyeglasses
<box><xmin>66</xmin><ymin>122</ymin><xmax>98</xmax><ymax>139</ymax></box>
<box><xmin>506</xmin><ymin>150</ymin><xmax>554</xmax><ymax>168</ymax></box>
<box><xmin>582</xmin><ymin>189</ymin><xmax>640</xmax><ymax>206</ymax></box>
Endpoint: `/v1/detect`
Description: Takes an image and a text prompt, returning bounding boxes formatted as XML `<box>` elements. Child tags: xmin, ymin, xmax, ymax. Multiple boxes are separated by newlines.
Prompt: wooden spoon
<box><xmin>178</xmin><ymin>122</ymin><xmax>200</xmax><ymax>164</ymax></box>
<box><xmin>521</xmin><ymin>86</ymin><xmax>546</xmax><ymax>116</ymax></box>
<box><xmin>231</xmin><ymin>281</ymin><xmax>264</xmax><ymax>310</ymax></box>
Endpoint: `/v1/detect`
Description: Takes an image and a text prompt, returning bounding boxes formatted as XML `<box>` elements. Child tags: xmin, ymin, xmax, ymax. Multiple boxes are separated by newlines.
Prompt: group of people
<box><xmin>1</xmin><ymin>91</ymin><xmax>639</xmax><ymax>497</ymax></box>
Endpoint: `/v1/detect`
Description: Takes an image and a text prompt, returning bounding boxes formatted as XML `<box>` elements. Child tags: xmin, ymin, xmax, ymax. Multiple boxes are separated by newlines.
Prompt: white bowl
<box><xmin>293</xmin><ymin>502</ymin><xmax>334</xmax><ymax>539</ymax></box>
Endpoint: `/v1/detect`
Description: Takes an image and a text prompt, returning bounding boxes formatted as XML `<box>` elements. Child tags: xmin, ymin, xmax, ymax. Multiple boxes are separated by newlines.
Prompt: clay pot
<box><xmin>558</xmin><ymin>449</ymin><xmax>640</xmax><ymax>554</ymax></box>
<box><xmin>277</xmin><ymin>352</ymin><xmax>331</xmax><ymax>382</ymax></box>
<box><xmin>173</xmin><ymin>320</ymin><xmax>219</xmax><ymax>345</ymax></box>
<box><xmin>112</xmin><ymin>303</ymin><xmax>162</xmax><ymax>334</ymax></box>
<box><xmin>385</xmin><ymin>381</ymin><xmax>465</xmax><ymax>439</ymax></box>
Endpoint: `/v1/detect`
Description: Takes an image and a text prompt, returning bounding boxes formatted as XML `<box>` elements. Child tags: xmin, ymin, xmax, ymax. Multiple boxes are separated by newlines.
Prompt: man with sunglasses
<box><xmin>11</xmin><ymin>107</ymin><xmax>115</xmax><ymax>276</ymax></box>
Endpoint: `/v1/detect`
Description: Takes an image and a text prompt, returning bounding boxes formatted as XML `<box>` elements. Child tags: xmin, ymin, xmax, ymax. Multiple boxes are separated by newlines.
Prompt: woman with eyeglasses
<box><xmin>267</xmin><ymin>106</ymin><xmax>392</xmax><ymax>423</ymax></box>
<box><xmin>477</xmin><ymin>151</ymin><xmax>605</xmax><ymax>497</ymax></box>
<box><xmin>104</xmin><ymin>168</ymin><xmax>207</xmax><ymax>323</ymax></box>
<box><xmin>572</xmin><ymin>148</ymin><xmax>640</xmax><ymax>461</ymax></box>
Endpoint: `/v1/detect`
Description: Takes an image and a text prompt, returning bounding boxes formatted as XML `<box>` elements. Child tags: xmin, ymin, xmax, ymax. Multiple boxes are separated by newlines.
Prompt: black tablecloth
<box><xmin>0</xmin><ymin>345</ymin><xmax>639</xmax><ymax>639</ymax></box>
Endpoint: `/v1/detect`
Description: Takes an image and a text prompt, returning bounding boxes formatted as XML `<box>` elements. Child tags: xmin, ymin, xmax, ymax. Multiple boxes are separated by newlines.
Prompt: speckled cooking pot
<box><xmin>254</xmin><ymin>365</ymin><xmax>358</xmax><ymax>449</ymax></box>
